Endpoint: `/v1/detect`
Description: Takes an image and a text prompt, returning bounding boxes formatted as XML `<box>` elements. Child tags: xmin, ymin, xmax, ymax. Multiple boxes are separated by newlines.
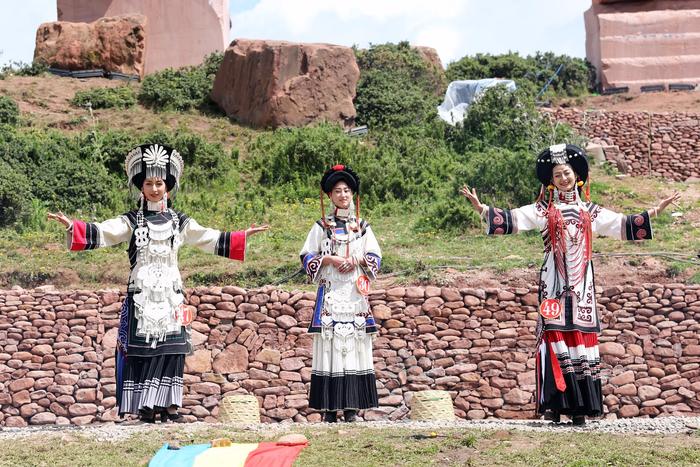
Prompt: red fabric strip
<box><xmin>70</xmin><ymin>220</ymin><xmax>87</xmax><ymax>251</ymax></box>
<box><xmin>549</xmin><ymin>341</ymin><xmax>567</xmax><ymax>392</ymax></box>
<box><xmin>244</xmin><ymin>441</ymin><xmax>307</xmax><ymax>467</ymax></box>
<box><xmin>228</xmin><ymin>230</ymin><xmax>246</xmax><ymax>261</ymax></box>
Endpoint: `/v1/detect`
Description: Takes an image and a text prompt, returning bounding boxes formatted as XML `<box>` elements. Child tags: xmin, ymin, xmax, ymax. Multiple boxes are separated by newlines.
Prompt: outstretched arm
<box><xmin>592</xmin><ymin>191</ymin><xmax>680</xmax><ymax>240</ymax></box>
<box><xmin>48</xmin><ymin>211</ymin><xmax>132</xmax><ymax>250</ymax></box>
<box><xmin>460</xmin><ymin>184</ymin><xmax>545</xmax><ymax>234</ymax></box>
<box><xmin>182</xmin><ymin>218</ymin><xmax>269</xmax><ymax>262</ymax></box>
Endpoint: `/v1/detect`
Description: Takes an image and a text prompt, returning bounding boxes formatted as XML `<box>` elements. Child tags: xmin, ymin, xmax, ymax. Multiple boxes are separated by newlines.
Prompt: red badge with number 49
<box><xmin>356</xmin><ymin>275</ymin><xmax>370</xmax><ymax>296</ymax></box>
<box><xmin>539</xmin><ymin>298</ymin><xmax>562</xmax><ymax>319</ymax></box>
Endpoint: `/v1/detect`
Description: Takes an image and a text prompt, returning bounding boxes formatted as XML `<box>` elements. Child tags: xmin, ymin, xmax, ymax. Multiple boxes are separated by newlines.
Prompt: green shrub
<box><xmin>446</xmin><ymin>86</ymin><xmax>583</xmax><ymax>154</ymax></box>
<box><xmin>446</xmin><ymin>52</ymin><xmax>595</xmax><ymax>98</ymax></box>
<box><xmin>138</xmin><ymin>52</ymin><xmax>223</xmax><ymax>111</ymax></box>
<box><xmin>0</xmin><ymin>159</ymin><xmax>31</xmax><ymax>227</ymax></box>
<box><xmin>0</xmin><ymin>96</ymin><xmax>19</xmax><ymax>125</ymax></box>
<box><xmin>0</xmin><ymin>127</ymin><xmax>123</xmax><ymax>216</ymax></box>
<box><xmin>244</xmin><ymin>123</ymin><xmax>365</xmax><ymax>200</ymax></box>
<box><xmin>354</xmin><ymin>42</ymin><xmax>444</xmax><ymax>129</ymax></box>
<box><xmin>71</xmin><ymin>86</ymin><xmax>137</xmax><ymax>109</ymax></box>
<box><xmin>0</xmin><ymin>60</ymin><xmax>48</xmax><ymax>79</ymax></box>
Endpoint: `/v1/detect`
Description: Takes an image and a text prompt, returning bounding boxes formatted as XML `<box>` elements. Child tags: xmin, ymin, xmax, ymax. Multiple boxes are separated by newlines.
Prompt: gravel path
<box><xmin>1</xmin><ymin>417</ymin><xmax>699</xmax><ymax>442</ymax></box>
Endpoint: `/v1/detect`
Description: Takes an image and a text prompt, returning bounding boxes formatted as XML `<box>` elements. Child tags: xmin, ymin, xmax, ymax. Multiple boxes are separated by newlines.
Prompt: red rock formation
<box><xmin>34</xmin><ymin>15</ymin><xmax>146</xmax><ymax>77</ymax></box>
<box><xmin>211</xmin><ymin>39</ymin><xmax>360</xmax><ymax>129</ymax></box>
<box><xmin>585</xmin><ymin>0</ymin><xmax>700</xmax><ymax>92</ymax></box>
<box><xmin>56</xmin><ymin>0</ymin><xmax>230</xmax><ymax>74</ymax></box>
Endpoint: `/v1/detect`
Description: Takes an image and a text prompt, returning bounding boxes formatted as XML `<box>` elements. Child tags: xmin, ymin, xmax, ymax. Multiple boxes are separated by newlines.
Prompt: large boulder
<box><xmin>34</xmin><ymin>15</ymin><xmax>146</xmax><ymax>77</ymax></box>
<box><xmin>211</xmin><ymin>39</ymin><xmax>360</xmax><ymax>128</ymax></box>
<box><xmin>585</xmin><ymin>1</ymin><xmax>700</xmax><ymax>92</ymax></box>
<box><xmin>56</xmin><ymin>0</ymin><xmax>230</xmax><ymax>74</ymax></box>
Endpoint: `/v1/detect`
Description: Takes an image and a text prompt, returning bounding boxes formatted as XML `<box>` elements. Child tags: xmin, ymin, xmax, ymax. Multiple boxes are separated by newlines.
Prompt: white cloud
<box><xmin>0</xmin><ymin>1</ymin><xmax>56</xmax><ymax>65</ymax></box>
<box><xmin>231</xmin><ymin>0</ymin><xmax>591</xmax><ymax>65</ymax></box>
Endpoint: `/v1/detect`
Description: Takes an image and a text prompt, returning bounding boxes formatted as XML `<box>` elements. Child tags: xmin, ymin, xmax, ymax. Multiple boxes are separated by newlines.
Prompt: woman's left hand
<box><xmin>655</xmin><ymin>192</ymin><xmax>681</xmax><ymax>215</ymax></box>
<box><xmin>245</xmin><ymin>224</ymin><xmax>270</xmax><ymax>238</ymax></box>
<box><xmin>338</xmin><ymin>259</ymin><xmax>356</xmax><ymax>274</ymax></box>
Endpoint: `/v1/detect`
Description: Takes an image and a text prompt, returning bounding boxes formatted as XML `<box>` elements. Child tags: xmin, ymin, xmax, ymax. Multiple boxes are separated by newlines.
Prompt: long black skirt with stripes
<box><xmin>308</xmin><ymin>333</ymin><xmax>378</xmax><ymax>411</ymax></box>
<box><xmin>116</xmin><ymin>296</ymin><xmax>188</xmax><ymax>415</ymax></box>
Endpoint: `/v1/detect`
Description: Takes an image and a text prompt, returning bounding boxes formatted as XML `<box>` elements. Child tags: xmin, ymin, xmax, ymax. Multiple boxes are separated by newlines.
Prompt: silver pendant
<box><xmin>134</xmin><ymin>226</ymin><xmax>149</xmax><ymax>249</ymax></box>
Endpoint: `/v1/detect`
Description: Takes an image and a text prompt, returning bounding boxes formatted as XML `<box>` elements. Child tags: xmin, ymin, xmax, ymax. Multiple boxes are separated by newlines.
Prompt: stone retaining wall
<box><xmin>1</xmin><ymin>283</ymin><xmax>699</xmax><ymax>427</ymax></box>
<box><xmin>551</xmin><ymin>108</ymin><xmax>700</xmax><ymax>181</ymax></box>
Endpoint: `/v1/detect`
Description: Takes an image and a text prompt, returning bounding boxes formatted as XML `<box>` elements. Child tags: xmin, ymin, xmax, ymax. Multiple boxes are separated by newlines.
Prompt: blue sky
<box><xmin>1</xmin><ymin>0</ymin><xmax>590</xmax><ymax>67</ymax></box>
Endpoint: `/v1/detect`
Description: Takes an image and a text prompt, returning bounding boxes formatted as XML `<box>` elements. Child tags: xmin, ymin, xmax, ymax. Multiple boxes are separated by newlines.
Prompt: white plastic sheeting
<box><xmin>437</xmin><ymin>79</ymin><xmax>517</xmax><ymax>125</ymax></box>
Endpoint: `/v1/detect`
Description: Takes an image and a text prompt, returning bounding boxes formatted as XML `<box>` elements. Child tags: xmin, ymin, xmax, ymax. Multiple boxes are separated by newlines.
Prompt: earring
<box><xmin>161</xmin><ymin>192</ymin><xmax>168</xmax><ymax>212</ymax></box>
<box><xmin>139</xmin><ymin>192</ymin><xmax>144</xmax><ymax>210</ymax></box>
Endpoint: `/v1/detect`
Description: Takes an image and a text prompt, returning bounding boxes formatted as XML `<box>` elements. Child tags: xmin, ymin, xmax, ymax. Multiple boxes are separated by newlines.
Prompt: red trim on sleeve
<box><xmin>228</xmin><ymin>230</ymin><xmax>246</xmax><ymax>261</ymax></box>
<box><xmin>70</xmin><ymin>220</ymin><xmax>88</xmax><ymax>251</ymax></box>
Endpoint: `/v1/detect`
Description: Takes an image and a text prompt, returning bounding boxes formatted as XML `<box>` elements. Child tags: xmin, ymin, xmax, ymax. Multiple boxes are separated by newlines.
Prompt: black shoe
<box><xmin>323</xmin><ymin>411</ymin><xmax>337</xmax><ymax>423</ymax></box>
<box><xmin>344</xmin><ymin>410</ymin><xmax>357</xmax><ymax>423</ymax></box>
<box><xmin>572</xmin><ymin>415</ymin><xmax>586</xmax><ymax>426</ymax></box>
<box><xmin>546</xmin><ymin>411</ymin><xmax>561</xmax><ymax>424</ymax></box>
<box><xmin>139</xmin><ymin>408</ymin><xmax>156</xmax><ymax>424</ymax></box>
<box><xmin>163</xmin><ymin>411</ymin><xmax>185</xmax><ymax>423</ymax></box>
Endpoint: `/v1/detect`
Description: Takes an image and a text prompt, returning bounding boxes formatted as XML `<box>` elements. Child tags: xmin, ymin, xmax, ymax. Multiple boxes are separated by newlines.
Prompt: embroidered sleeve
<box><xmin>362</xmin><ymin>225</ymin><xmax>382</xmax><ymax>280</ymax></box>
<box><xmin>591</xmin><ymin>205</ymin><xmax>652</xmax><ymax>241</ymax></box>
<box><xmin>182</xmin><ymin>218</ymin><xmax>247</xmax><ymax>261</ymax></box>
<box><xmin>623</xmin><ymin>211</ymin><xmax>653</xmax><ymax>241</ymax></box>
<box><xmin>66</xmin><ymin>216</ymin><xmax>132</xmax><ymax>251</ymax></box>
<box><xmin>300</xmin><ymin>223</ymin><xmax>324</xmax><ymax>282</ymax></box>
<box><xmin>482</xmin><ymin>203</ymin><xmax>543</xmax><ymax>235</ymax></box>
<box><xmin>302</xmin><ymin>253</ymin><xmax>323</xmax><ymax>282</ymax></box>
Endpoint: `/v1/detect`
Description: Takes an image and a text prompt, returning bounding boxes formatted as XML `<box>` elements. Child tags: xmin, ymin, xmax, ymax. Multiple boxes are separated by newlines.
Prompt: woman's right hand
<box><xmin>460</xmin><ymin>185</ymin><xmax>485</xmax><ymax>214</ymax></box>
<box><xmin>47</xmin><ymin>211</ymin><xmax>72</xmax><ymax>229</ymax></box>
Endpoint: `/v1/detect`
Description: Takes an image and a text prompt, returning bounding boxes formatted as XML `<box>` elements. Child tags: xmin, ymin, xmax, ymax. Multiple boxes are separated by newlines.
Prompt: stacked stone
<box><xmin>1</xmin><ymin>283</ymin><xmax>699</xmax><ymax>426</ymax></box>
<box><xmin>597</xmin><ymin>284</ymin><xmax>700</xmax><ymax>418</ymax></box>
<box><xmin>552</xmin><ymin>108</ymin><xmax>700</xmax><ymax>181</ymax></box>
<box><xmin>0</xmin><ymin>286</ymin><xmax>104</xmax><ymax>427</ymax></box>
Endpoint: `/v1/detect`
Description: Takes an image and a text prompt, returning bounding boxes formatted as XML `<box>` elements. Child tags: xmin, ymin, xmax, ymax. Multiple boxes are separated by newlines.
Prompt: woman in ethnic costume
<box><xmin>461</xmin><ymin>144</ymin><xmax>679</xmax><ymax>426</ymax></box>
<box><xmin>48</xmin><ymin>143</ymin><xmax>268</xmax><ymax>423</ymax></box>
<box><xmin>300</xmin><ymin>165</ymin><xmax>382</xmax><ymax>423</ymax></box>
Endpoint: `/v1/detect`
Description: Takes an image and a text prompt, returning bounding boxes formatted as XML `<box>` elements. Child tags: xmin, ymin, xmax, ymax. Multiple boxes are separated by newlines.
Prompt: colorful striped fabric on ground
<box><xmin>149</xmin><ymin>441</ymin><xmax>308</xmax><ymax>467</ymax></box>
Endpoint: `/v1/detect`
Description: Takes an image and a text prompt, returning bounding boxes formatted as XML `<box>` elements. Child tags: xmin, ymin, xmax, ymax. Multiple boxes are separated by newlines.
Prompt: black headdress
<box><xmin>320</xmin><ymin>164</ymin><xmax>360</xmax><ymax>194</ymax></box>
<box><xmin>536</xmin><ymin>143</ymin><xmax>589</xmax><ymax>188</ymax></box>
<box><xmin>319</xmin><ymin>164</ymin><xmax>361</xmax><ymax>229</ymax></box>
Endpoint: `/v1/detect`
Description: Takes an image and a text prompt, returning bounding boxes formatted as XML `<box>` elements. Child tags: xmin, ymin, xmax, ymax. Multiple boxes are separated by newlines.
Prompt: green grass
<box><xmin>0</xmin><ymin>426</ymin><xmax>699</xmax><ymax>467</ymax></box>
<box><xmin>0</xmin><ymin>166</ymin><xmax>696</xmax><ymax>289</ymax></box>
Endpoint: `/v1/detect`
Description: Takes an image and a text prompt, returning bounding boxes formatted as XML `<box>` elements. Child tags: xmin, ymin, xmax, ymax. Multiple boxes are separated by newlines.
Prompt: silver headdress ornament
<box><xmin>549</xmin><ymin>143</ymin><xmax>568</xmax><ymax>165</ymax></box>
<box><xmin>125</xmin><ymin>143</ymin><xmax>184</xmax><ymax>195</ymax></box>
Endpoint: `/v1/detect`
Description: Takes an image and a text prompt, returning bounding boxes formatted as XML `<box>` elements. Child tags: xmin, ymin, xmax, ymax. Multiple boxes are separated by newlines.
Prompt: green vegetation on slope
<box><xmin>0</xmin><ymin>46</ymin><xmax>695</xmax><ymax>289</ymax></box>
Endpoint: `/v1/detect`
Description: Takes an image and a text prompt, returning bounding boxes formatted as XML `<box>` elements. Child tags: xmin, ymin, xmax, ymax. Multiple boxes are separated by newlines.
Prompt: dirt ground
<box><xmin>559</xmin><ymin>89</ymin><xmax>700</xmax><ymax>113</ymax></box>
<box><xmin>399</xmin><ymin>255</ymin><xmax>690</xmax><ymax>291</ymax></box>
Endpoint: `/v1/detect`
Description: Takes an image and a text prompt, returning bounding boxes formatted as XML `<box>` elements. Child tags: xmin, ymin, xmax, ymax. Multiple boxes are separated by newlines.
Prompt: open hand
<box><xmin>460</xmin><ymin>185</ymin><xmax>484</xmax><ymax>213</ymax></box>
<box><xmin>47</xmin><ymin>211</ymin><xmax>72</xmax><ymax>228</ymax></box>
<box><xmin>245</xmin><ymin>224</ymin><xmax>270</xmax><ymax>238</ymax></box>
<box><xmin>656</xmin><ymin>191</ymin><xmax>681</xmax><ymax>215</ymax></box>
